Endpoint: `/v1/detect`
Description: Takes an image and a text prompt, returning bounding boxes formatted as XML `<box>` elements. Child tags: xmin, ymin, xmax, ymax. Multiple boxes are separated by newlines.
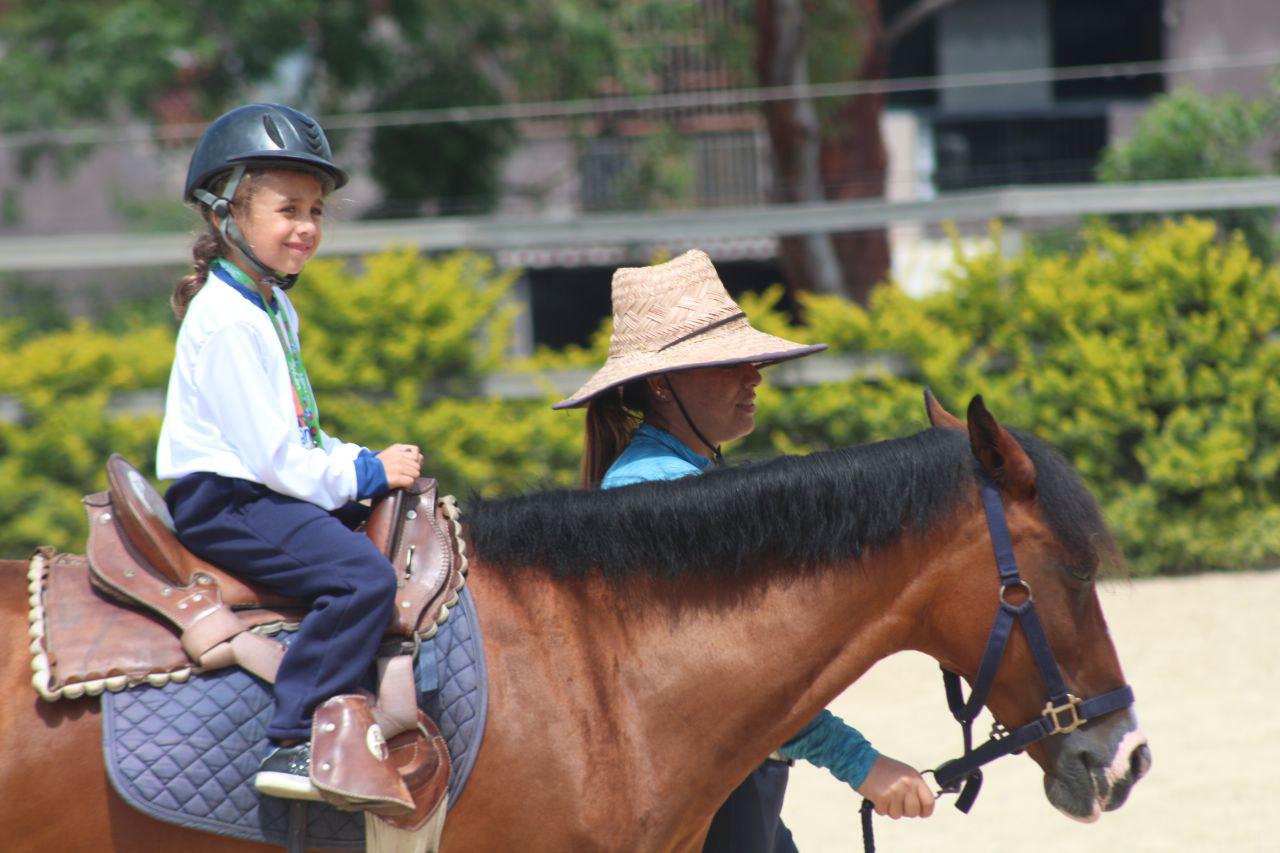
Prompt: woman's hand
<box><xmin>855</xmin><ymin>754</ymin><xmax>936</xmax><ymax>819</ymax></box>
<box><xmin>377</xmin><ymin>444</ymin><xmax>423</xmax><ymax>490</ymax></box>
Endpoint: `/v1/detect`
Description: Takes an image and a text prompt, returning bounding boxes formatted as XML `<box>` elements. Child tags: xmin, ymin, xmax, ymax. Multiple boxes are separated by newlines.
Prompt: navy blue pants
<box><xmin>165</xmin><ymin>473</ymin><xmax>397</xmax><ymax>741</ymax></box>
<box><xmin>703</xmin><ymin>759</ymin><xmax>798</xmax><ymax>853</ymax></box>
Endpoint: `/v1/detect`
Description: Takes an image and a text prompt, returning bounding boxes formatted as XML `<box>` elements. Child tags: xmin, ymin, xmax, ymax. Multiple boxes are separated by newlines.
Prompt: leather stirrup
<box><xmin>310</xmin><ymin>694</ymin><xmax>415</xmax><ymax>816</ymax></box>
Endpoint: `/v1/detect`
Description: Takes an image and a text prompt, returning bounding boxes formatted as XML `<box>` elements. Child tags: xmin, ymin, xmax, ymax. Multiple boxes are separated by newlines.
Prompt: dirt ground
<box><xmin>780</xmin><ymin>569</ymin><xmax>1279</xmax><ymax>852</ymax></box>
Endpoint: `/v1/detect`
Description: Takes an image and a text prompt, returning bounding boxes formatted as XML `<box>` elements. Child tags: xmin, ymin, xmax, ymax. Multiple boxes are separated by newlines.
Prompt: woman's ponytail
<box><xmin>581</xmin><ymin>381</ymin><xmax>650</xmax><ymax>488</ymax></box>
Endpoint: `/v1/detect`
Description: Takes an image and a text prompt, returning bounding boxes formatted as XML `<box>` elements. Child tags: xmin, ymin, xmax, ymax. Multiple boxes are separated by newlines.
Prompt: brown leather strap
<box><xmin>372</xmin><ymin>655</ymin><xmax>420</xmax><ymax>740</ymax></box>
<box><xmin>197</xmin><ymin>631</ymin><xmax>286</xmax><ymax>684</ymax></box>
<box><xmin>85</xmin><ymin>493</ymin><xmax>290</xmax><ymax>681</ymax></box>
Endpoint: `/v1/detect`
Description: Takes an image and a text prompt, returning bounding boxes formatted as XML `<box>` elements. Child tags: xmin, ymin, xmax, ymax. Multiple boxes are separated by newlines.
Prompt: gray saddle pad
<box><xmin>101</xmin><ymin>585</ymin><xmax>488</xmax><ymax>849</ymax></box>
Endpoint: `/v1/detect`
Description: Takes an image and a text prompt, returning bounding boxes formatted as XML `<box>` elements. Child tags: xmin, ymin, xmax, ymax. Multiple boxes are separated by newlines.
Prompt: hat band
<box><xmin>656</xmin><ymin>311</ymin><xmax>747</xmax><ymax>352</ymax></box>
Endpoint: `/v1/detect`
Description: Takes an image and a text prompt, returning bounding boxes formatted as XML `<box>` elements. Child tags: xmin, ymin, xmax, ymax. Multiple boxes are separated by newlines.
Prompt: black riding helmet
<box><xmin>185</xmin><ymin>103</ymin><xmax>347</xmax><ymax>287</ymax></box>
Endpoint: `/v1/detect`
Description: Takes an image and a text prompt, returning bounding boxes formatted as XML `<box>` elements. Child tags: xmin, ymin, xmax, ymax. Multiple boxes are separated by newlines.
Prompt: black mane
<box><xmin>466</xmin><ymin>426</ymin><xmax>1117</xmax><ymax>582</ymax></box>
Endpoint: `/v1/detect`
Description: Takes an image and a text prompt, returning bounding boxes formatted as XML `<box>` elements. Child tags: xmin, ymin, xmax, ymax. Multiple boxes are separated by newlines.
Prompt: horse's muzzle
<box><xmin>1044</xmin><ymin>715</ymin><xmax>1151</xmax><ymax>822</ymax></box>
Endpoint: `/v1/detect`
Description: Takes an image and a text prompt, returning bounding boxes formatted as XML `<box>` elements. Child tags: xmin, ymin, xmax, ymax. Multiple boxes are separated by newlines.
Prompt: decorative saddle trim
<box><xmin>29</xmin><ymin>549</ymin><xmax>182</xmax><ymax>700</ymax></box>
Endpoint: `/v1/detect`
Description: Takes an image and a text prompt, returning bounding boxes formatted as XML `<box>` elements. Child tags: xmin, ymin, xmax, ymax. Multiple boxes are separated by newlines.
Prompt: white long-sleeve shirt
<box><xmin>157</xmin><ymin>271</ymin><xmax>372</xmax><ymax>510</ymax></box>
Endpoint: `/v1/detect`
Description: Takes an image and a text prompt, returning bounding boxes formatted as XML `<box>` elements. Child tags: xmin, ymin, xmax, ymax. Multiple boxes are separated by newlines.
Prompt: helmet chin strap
<box><xmin>193</xmin><ymin>165</ymin><xmax>299</xmax><ymax>291</ymax></box>
<box><xmin>662</xmin><ymin>372</ymin><xmax>723</xmax><ymax>465</ymax></box>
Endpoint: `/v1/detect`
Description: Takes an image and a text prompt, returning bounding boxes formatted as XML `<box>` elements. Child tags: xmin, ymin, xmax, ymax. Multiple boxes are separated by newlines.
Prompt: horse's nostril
<box><xmin>1130</xmin><ymin>743</ymin><xmax>1152</xmax><ymax>780</ymax></box>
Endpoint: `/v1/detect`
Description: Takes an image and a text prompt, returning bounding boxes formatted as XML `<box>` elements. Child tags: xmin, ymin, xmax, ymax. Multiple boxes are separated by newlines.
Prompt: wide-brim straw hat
<box><xmin>553</xmin><ymin>249</ymin><xmax>827</xmax><ymax>409</ymax></box>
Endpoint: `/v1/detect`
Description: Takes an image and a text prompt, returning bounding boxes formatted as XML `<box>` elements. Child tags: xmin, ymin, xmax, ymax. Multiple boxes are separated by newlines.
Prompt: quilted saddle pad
<box><xmin>101</xmin><ymin>585</ymin><xmax>488</xmax><ymax>848</ymax></box>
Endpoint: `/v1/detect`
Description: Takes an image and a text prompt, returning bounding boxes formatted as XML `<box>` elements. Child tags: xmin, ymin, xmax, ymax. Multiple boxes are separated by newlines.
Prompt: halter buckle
<box><xmin>1043</xmin><ymin>693</ymin><xmax>1086</xmax><ymax>735</ymax></box>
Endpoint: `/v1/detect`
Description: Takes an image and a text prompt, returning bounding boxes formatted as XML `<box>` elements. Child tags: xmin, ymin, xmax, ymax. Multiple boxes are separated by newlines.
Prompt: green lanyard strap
<box><xmin>214</xmin><ymin>259</ymin><xmax>325</xmax><ymax>450</ymax></box>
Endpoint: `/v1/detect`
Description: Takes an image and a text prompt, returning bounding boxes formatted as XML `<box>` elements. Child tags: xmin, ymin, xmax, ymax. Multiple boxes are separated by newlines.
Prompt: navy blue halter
<box><xmin>859</xmin><ymin>471</ymin><xmax>1136</xmax><ymax>851</ymax></box>
<box><xmin>930</xmin><ymin>473</ymin><xmax>1136</xmax><ymax>812</ymax></box>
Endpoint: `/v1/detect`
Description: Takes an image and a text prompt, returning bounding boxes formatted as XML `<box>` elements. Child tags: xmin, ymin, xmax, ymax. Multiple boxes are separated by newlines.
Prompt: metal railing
<box><xmin>1</xmin><ymin>175</ymin><xmax>1277</xmax><ymax>273</ymax></box>
<box><xmin>0</xmin><ymin>353</ymin><xmax>912</xmax><ymax>424</ymax></box>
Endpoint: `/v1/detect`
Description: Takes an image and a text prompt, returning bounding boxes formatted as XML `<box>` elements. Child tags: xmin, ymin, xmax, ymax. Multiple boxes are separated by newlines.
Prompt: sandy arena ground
<box><xmin>780</xmin><ymin>569</ymin><xmax>1279</xmax><ymax>852</ymax></box>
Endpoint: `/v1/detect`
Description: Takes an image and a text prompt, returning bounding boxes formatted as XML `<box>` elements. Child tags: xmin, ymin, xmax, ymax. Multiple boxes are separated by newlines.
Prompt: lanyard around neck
<box><xmin>213</xmin><ymin>258</ymin><xmax>325</xmax><ymax>450</ymax></box>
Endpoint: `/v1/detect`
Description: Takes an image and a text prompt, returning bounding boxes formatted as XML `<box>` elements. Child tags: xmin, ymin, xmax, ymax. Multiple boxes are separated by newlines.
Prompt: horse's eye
<box><xmin>1066</xmin><ymin>564</ymin><xmax>1095</xmax><ymax>584</ymax></box>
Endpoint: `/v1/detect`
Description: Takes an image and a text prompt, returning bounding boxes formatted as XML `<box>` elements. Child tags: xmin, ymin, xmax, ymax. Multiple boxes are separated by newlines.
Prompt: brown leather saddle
<box><xmin>36</xmin><ymin>454</ymin><xmax>465</xmax><ymax>825</ymax></box>
<box><xmin>83</xmin><ymin>454</ymin><xmax>465</xmax><ymax>677</ymax></box>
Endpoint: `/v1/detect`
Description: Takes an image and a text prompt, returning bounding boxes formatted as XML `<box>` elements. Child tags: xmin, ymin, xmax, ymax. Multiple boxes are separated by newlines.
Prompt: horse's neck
<box><xmin>623</xmin><ymin>543</ymin><xmax>924</xmax><ymax>758</ymax></box>
<box><xmin>464</xmin><ymin>515</ymin><xmax>973</xmax><ymax>839</ymax></box>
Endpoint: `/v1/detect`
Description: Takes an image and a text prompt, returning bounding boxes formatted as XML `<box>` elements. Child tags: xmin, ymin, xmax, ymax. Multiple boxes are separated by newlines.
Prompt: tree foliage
<box><xmin>0</xmin><ymin>1</ymin><xmax>690</xmax><ymax>213</ymax></box>
<box><xmin>743</xmin><ymin>218</ymin><xmax>1280</xmax><ymax>575</ymax></box>
<box><xmin>1097</xmin><ymin>84</ymin><xmax>1280</xmax><ymax>258</ymax></box>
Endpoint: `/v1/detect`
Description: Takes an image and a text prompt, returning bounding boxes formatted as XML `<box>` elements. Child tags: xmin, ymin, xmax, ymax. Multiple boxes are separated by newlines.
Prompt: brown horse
<box><xmin>0</xmin><ymin>397</ymin><xmax>1149</xmax><ymax>851</ymax></box>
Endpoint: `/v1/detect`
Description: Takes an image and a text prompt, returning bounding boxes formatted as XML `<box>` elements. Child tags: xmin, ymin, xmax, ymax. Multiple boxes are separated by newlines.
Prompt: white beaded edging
<box><xmin>27</xmin><ymin>551</ymin><xmax>193</xmax><ymax>702</ymax></box>
<box><xmin>418</xmin><ymin>495</ymin><xmax>469</xmax><ymax>641</ymax></box>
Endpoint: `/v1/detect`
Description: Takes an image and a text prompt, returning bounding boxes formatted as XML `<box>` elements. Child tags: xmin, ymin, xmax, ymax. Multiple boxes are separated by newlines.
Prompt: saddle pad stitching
<box><xmin>100</xmin><ymin>582</ymin><xmax>487</xmax><ymax>846</ymax></box>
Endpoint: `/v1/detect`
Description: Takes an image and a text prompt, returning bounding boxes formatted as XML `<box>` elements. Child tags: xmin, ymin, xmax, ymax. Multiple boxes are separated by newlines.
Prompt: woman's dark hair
<box><xmin>581</xmin><ymin>380</ymin><xmax>653</xmax><ymax>488</ymax></box>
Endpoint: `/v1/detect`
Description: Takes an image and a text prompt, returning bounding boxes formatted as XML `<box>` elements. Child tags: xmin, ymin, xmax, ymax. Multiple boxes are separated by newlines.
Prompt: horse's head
<box><xmin>918</xmin><ymin>391</ymin><xmax>1151</xmax><ymax>822</ymax></box>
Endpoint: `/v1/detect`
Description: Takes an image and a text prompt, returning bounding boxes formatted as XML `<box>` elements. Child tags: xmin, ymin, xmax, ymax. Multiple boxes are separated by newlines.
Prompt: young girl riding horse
<box><xmin>156</xmin><ymin>103</ymin><xmax>422</xmax><ymax>812</ymax></box>
<box><xmin>554</xmin><ymin>250</ymin><xmax>936</xmax><ymax>851</ymax></box>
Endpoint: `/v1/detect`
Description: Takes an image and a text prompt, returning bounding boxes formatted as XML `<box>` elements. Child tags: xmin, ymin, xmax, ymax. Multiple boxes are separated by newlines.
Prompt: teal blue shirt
<box><xmin>601</xmin><ymin>423</ymin><xmax>710</xmax><ymax>488</ymax></box>
<box><xmin>600</xmin><ymin>423</ymin><xmax>879</xmax><ymax>788</ymax></box>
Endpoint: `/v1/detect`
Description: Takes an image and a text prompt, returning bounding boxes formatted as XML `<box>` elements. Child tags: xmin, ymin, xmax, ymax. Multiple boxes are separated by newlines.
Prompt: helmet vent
<box><xmin>262</xmin><ymin>114</ymin><xmax>285</xmax><ymax>148</ymax></box>
<box><xmin>303</xmin><ymin>123</ymin><xmax>325</xmax><ymax>155</ymax></box>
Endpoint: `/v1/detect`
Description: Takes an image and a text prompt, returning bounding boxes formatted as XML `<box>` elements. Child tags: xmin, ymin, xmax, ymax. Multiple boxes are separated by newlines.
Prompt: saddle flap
<box><xmin>29</xmin><ymin>549</ymin><xmax>193</xmax><ymax>699</ymax></box>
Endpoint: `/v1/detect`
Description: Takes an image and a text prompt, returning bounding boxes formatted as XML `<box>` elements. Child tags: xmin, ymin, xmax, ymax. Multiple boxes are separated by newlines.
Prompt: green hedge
<box><xmin>2</xmin><ymin>219</ymin><xmax>1278</xmax><ymax>575</ymax></box>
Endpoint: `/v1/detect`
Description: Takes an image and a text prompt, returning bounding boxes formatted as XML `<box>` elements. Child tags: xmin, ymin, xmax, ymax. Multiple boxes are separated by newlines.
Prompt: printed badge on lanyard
<box><xmin>213</xmin><ymin>259</ymin><xmax>325</xmax><ymax>450</ymax></box>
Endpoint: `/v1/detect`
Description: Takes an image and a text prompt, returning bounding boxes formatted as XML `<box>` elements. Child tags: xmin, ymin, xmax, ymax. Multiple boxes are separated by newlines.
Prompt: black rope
<box><xmin>860</xmin><ymin>798</ymin><xmax>876</xmax><ymax>853</ymax></box>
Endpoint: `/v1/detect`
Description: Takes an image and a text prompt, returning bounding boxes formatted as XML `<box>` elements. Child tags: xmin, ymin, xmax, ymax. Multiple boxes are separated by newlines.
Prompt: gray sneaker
<box><xmin>255</xmin><ymin>742</ymin><xmax>324</xmax><ymax>801</ymax></box>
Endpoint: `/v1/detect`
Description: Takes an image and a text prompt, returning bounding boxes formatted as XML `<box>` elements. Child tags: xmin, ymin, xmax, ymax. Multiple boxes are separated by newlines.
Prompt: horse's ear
<box><xmin>924</xmin><ymin>388</ymin><xmax>964</xmax><ymax>430</ymax></box>
<box><xmin>966</xmin><ymin>395</ymin><xmax>1036</xmax><ymax>499</ymax></box>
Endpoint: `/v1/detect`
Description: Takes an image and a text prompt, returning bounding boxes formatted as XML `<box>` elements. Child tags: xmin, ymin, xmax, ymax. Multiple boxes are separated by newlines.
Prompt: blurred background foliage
<box><xmin>0</xmin><ymin>0</ymin><xmax>727</xmax><ymax>218</ymax></box>
<box><xmin>1096</xmin><ymin>77</ymin><xmax>1280</xmax><ymax>260</ymax></box>
<box><xmin>3</xmin><ymin>215</ymin><xmax>1278</xmax><ymax>576</ymax></box>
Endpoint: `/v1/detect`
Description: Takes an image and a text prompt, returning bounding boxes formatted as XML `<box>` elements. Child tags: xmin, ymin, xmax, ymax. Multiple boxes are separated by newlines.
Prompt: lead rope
<box><xmin>859</xmin><ymin>798</ymin><xmax>875</xmax><ymax>853</ymax></box>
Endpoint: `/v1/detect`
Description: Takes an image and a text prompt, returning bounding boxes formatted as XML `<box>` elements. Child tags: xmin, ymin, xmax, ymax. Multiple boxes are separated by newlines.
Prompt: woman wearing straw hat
<box><xmin>554</xmin><ymin>250</ymin><xmax>934</xmax><ymax>851</ymax></box>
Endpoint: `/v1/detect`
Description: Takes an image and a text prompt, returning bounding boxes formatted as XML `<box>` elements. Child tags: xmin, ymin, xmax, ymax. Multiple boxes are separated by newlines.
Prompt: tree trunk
<box><xmin>755</xmin><ymin>0</ymin><xmax>890</xmax><ymax>305</ymax></box>
<box><xmin>756</xmin><ymin>0</ymin><xmax>845</xmax><ymax>297</ymax></box>
<box><xmin>823</xmin><ymin>0</ymin><xmax>890</xmax><ymax>305</ymax></box>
